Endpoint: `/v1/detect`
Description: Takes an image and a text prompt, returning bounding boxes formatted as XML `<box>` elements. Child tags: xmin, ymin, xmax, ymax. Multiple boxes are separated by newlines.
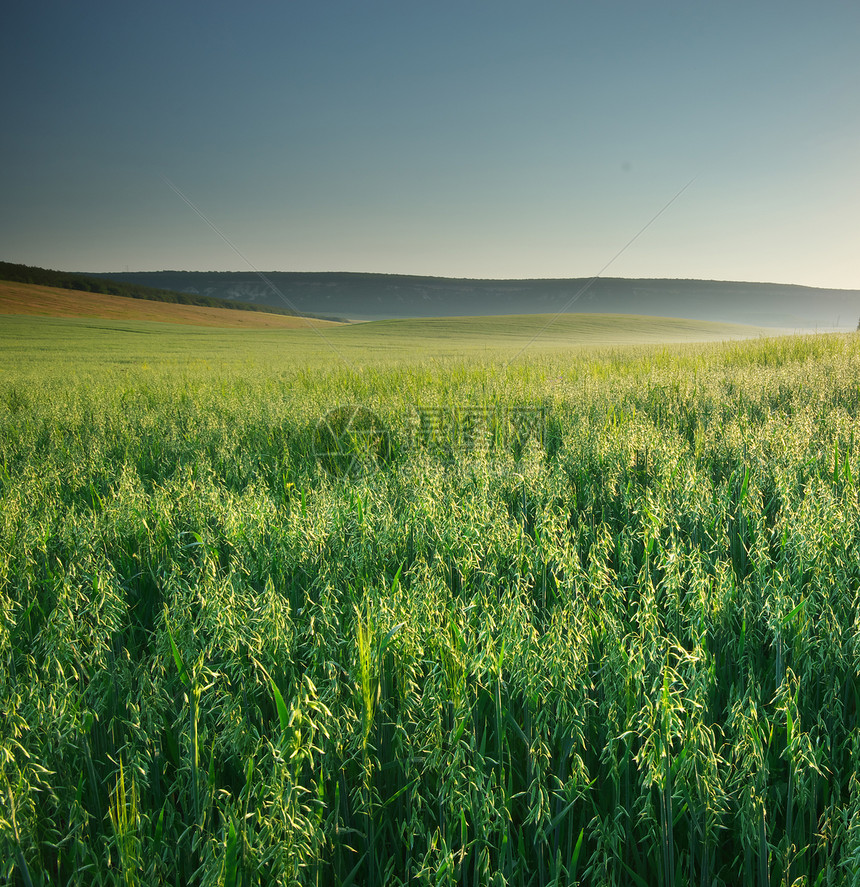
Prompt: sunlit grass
<box><xmin>2</xmin><ymin>317</ymin><xmax>860</xmax><ymax>884</ymax></box>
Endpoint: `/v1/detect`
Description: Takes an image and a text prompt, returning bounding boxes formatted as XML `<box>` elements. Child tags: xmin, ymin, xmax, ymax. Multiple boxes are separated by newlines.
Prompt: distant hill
<box><xmin>87</xmin><ymin>270</ymin><xmax>860</xmax><ymax>328</ymax></box>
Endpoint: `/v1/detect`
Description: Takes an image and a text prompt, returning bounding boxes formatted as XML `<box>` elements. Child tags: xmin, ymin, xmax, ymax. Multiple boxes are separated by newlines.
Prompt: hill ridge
<box><xmin>87</xmin><ymin>270</ymin><xmax>860</xmax><ymax>328</ymax></box>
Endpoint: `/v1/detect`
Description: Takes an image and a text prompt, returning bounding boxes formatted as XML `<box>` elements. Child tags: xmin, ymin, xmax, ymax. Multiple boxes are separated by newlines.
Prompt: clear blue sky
<box><xmin>3</xmin><ymin>1</ymin><xmax>859</xmax><ymax>288</ymax></box>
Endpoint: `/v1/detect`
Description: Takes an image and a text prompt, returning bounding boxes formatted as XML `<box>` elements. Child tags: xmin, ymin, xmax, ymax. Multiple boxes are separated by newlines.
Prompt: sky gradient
<box><xmin>3</xmin><ymin>1</ymin><xmax>859</xmax><ymax>288</ymax></box>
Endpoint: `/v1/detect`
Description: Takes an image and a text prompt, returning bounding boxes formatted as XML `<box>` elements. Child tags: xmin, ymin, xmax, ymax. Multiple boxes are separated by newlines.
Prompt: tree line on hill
<box><xmin>0</xmin><ymin>261</ymin><xmax>297</xmax><ymax>316</ymax></box>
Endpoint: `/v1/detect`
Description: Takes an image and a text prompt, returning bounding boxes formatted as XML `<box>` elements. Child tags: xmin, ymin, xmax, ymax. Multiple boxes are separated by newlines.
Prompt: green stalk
<box><xmin>4</xmin><ymin>780</ymin><xmax>34</xmax><ymax>887</ymax></box>
<box><xmin>660</xmin><ymin>672</ymin><xmax>675</xmax><ymax>887</ymax></box>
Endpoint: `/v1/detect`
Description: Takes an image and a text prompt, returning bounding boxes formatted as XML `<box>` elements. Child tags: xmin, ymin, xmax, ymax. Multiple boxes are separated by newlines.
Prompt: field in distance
<box><xmin>0</xmin><ymin>279</ymin><xmax>341</xmax><ymax>329</ymax></box>
<box><xmin>0</xmin><ymin>283</ymin><xmax>774</xmax><ymax>376</ymax></box>
<box><xmin>4</xmin><ymin>323</ymin><xmax>860</xmax><ymax>885</ymax></box>
<box><xmin>336</xmin><ymin>312</ymin><xmax>772</xmax><ymax>347</ymax></box>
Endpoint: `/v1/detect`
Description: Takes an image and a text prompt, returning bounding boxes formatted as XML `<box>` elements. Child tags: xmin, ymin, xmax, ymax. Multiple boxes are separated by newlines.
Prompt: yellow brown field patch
<box><xmin>0</xmin><ymin>279</ymin><xmax>341</xmax><ymax>329</ymax></box>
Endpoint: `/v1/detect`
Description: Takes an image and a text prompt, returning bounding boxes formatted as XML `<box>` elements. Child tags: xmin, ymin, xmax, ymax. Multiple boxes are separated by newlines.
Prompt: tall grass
<box><xmin>2</xmin><ymin>330</ymin><xmax>860</xmax><ymax>884</ymax></box>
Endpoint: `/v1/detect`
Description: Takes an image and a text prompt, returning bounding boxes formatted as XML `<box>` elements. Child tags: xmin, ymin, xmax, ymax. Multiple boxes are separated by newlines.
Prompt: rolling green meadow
<box><xmin>3</xmin><ymin>312</ymin><xmax>860</xmax><ymax>885</ymax></box>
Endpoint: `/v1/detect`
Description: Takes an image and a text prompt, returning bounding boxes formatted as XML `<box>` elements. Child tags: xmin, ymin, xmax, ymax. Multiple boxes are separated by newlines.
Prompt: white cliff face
<box><xmin>170</xmin><ymin>283</ymin><xmax>273</xmax><ymax>304</ymax></box>
<box><xmin>219</xmin><ymin>283</ymin><xmax>272</xmax><ymax>304</ymax></box>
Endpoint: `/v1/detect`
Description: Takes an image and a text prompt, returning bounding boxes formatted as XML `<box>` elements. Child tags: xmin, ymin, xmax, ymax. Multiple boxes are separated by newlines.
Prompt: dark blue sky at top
<box><xmin>2</xmin><ymin>1</ymin><xmax>859</xmax><ymax>287</ymax></box>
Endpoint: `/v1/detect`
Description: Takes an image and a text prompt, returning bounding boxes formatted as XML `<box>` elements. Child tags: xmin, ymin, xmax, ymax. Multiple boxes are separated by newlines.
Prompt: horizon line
<box><xmin>74</xmin><ymin>267</ymin><xmax>860</xmax><ymax>293</ymax></box>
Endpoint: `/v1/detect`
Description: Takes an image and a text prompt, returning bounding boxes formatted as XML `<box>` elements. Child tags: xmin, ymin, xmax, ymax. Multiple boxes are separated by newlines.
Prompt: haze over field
<box><xmin>2</xmin><ymin>1</ymin><xmax>859</xmax><ymax>291</ymax></box>
<box><xmin>94</xmin><ymin>270</ymin><xmax>860</xmax><ymax>329</ymax></box>
<box><xmin>0</xmin><ymin>283</ymin><xmax>770</xmax><ymax>376</ymax></box>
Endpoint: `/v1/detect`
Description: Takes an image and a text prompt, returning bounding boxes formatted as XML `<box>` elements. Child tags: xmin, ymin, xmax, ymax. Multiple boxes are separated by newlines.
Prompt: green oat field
<box><xmin>2</xmin><ymin>311</ymin><xmax>860</xmax><ymax>885</ymax></box>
